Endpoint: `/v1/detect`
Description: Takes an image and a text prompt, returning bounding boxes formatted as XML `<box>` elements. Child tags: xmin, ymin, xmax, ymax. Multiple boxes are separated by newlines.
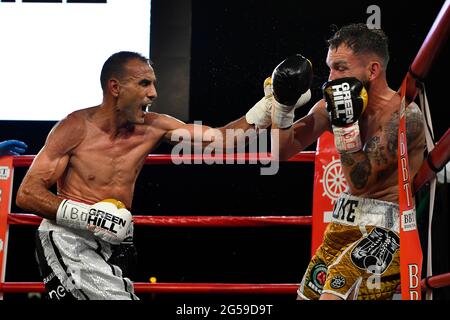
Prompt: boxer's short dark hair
<box><xmin>328</xmin><ymin>23</ymin><xmax>390</xmax><ymax>69</ymax></box>
<box><xmin>100</xmin><ymin>51</ymin><xmax>151</xmax><ymax>92</ymax></box>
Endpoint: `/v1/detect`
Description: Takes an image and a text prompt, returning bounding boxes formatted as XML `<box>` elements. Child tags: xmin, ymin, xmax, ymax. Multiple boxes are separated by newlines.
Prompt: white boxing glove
<box><xmin>332</xmin><ymin>122</ymin><xmax>362</xmax><ymax>153</ymax></box>
<box><xmin>245</xmin><ymin>77</ymin><xmax>274</xmax><ymax>129</ymax></box>
<box><xmin>56</xmin><ymin>198</ymin><xmax>133</xmax><ymax>245</ymax></box>
<box><xmin>271</xmin><ymin>89</ymin><xmax>311</xmax><ymax>128</ymax></box>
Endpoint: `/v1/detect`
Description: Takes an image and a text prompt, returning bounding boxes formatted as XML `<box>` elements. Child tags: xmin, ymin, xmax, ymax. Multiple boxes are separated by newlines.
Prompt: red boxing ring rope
<box><xmin>0</xmin><ymin>151</ymin><xmax>317</xmax><ymax>297</ymax></box>
<box><xmin>0</xmin><ymin>282</ymin><xmax>299</xmax><ymax>294</ymax></box>
<box><xmin>402</xmin><ymin>0</ymin><xmax>450</xmax><ymax>193</ymax></box>
<box><xmin>8</xmin><ymin>214</ymin><xmax>312</xmax><ymax>227</ymax></box>
<box><xmin>11</xmin><ymin>152</ymin><xmax>316</xmax><ymax>167</ymax></box>
<box><xmin>10</xmin><ymin>133</ymin><xmax>448</xmax><ymax>199</ymax></box>
<box><xmin>2</xmin><ymin>148</ymin><xmax>450</xmax><ymax>296</ymax></box>
<box><xmin>2</xmin><ymin>276</ymin><xmax>450</xmax><ymax>294</ymax></box>
<box><xmin>406</xmin><ymin>0</ymin><xmax>450</xmax><ymax>101</ymax></box>
<box><xmin>413</xmin><ymin>128</ymin><xmax>450</xmax><ymax>192</ymax></box>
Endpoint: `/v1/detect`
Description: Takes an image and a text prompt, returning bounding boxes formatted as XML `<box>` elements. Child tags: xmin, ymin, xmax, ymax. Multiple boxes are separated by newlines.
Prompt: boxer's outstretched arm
<box><xmin>272</xmin><ymin>100</ymin><xmax>330</xmax><ymax>160</ymax></box>
<box><xmin>16</xmin><ymin>114</ymin><xmax>84</xmax><ymax>220</ymax></box>
<box><xmin>161</xmin><ymin>114</ymin><xmax>255</xmax><ymax>151</ymax></box>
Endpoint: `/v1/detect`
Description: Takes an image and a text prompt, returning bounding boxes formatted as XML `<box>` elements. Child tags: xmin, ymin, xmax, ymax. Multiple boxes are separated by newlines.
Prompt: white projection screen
<box><xmin>0</xmin><ymin>0</ymin><xmax>151</xmax><ymax>121</ymax></box>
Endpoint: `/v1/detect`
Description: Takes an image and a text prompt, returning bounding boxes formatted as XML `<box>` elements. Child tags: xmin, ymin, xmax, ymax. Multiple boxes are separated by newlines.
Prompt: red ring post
<box><xmin>406</xmin><ymin>0</ymin><xmax>450</xmax><ymax>101</ymax></box>
<box><xmin>0</xmin><ymin>156</ymin><xmax>14</xmax><ymax>299</ymax></box>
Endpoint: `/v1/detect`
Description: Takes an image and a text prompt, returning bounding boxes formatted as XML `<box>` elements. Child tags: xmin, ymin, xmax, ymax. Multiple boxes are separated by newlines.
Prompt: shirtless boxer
<box><xmin>16</xmin><ymin>51</ymin><xmax>312</xmax><ymax>300</ymax></box>
<box><xmin>269</xmin><ymin>24</ymin><xmax>425</xmax><ymax>300</ymax></box>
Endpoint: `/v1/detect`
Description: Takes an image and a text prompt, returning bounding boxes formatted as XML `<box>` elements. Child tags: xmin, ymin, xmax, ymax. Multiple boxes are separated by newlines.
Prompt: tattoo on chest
<box><xmin>350</xmin><ymin>156</ymin><xmax>372</xmax><ymax>189</ymax></box>
<box><xmin>340</xmin><ymin>153</ymin><xmax>355</xmax><ymax>166</ymax></box>
<box><xmin>340</xmin><ymin>153</ymin><xmax>372</xmax><ymax>189</ymax></box>
<box><xmin>338</xmin><ymin>106</ymin><xmax>423</xmax><ymax>191</ymax></box>
<box><xmin>365</xmin><ymin>136</ymin><xmax>388</xmax><ymax>166</ymax></box>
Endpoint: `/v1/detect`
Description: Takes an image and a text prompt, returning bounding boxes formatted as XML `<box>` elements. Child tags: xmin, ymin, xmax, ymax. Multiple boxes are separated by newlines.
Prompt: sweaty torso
<box><xmin>57</xmin><ymin>110</ymin><xmax>165</xmax><ymax>208</ymax></box>
<box><xmin>338</xmin><ymin>93</ymin><xmax>424</xmax><ymax>202</ymax></box>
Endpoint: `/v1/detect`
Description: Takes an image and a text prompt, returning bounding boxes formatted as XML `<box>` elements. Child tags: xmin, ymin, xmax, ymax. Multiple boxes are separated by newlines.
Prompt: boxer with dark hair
<box><xmin>271</xmin><ymin>23</ymin><xmax>425</xmax><ymax>300</ymax></box>
<box><xmin>16</xmin><ymin>50</ymin><xmax>313</xmax><ymax>300</ymax></box>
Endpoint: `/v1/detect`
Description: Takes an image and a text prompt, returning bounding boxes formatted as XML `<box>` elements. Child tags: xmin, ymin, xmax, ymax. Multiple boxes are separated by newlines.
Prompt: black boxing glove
<box><xmin>271</xmin><ymin>54</ymin><xmax>313</xmax><ymax>128</ymax></box>
<box><xmin>322</xmin><ymin>77</ymin><xmax>368</xmax><ymax>153</ymax></box>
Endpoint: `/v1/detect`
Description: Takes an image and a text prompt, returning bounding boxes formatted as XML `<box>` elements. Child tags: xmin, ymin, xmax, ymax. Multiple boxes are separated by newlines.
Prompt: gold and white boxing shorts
<box><xmin>298</xmin><ymin>192</ymin><xmax>401</xmax><ymax>300</ymax></box>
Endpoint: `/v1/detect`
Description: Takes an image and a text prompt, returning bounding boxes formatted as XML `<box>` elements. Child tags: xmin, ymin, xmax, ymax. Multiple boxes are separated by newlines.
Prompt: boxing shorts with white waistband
<box><xmin>298</xmin><ymin>192</ymin><xmax>401</xmax><ymax>300</ymax></box>
<box><xmin>35</xmin><ymin>219</ymin><xmax>138</xmax><ymax>300</ymax></box>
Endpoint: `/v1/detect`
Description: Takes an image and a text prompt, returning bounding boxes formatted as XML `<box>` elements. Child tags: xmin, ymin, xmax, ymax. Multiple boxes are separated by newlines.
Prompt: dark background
<box><xmin>1</xmin><ymin>0</ymin><xmax>449</xmax><ymax>301</ymax></box>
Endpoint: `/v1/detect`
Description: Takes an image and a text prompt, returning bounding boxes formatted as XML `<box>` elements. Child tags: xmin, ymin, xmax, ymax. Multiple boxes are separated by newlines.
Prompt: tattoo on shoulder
<box><xmin>405</xmin><ymin>106</ymin><xmax>425</xmax><ymax>145</ymax></box>
<box><xmin>385</xmin><ymin>111</ymin><xmax>399</xmax><ymax>157</ymax></box>
<box><xmin>385</xmin><ymin>107</ymin><xmax>424</xmax><ymax>157</ymax></box>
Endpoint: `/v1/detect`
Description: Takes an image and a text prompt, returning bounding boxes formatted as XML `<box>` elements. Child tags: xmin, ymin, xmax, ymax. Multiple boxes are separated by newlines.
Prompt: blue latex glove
<box><xmin>0</xmin><ymin>140</ymin><xmax>28</xmax><ymax>156</ymax></box>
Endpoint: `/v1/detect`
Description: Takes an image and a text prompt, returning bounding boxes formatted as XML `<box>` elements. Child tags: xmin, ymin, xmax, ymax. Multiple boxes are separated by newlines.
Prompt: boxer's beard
<box><xmin>362</xmin><ymin>76</ymin><xmax>371</xmax><ymax>92</ymax></box>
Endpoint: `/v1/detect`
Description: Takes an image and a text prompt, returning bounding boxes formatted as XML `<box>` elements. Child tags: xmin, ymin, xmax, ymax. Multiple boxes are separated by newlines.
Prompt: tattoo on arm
<box><xmin>405</xmin><ymin>107</ymin><xmax>424</xmax><ymax>146</ymax></box>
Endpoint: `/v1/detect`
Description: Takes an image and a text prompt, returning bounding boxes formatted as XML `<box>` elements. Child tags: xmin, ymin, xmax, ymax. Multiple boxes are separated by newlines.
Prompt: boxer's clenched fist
<box><xmin>56</xmin><ymin>198</ymin><xmax>133</xmax><ymax>245</ymax></box>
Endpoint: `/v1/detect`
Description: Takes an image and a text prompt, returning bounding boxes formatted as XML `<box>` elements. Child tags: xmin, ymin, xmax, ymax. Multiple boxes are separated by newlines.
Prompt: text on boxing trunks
<box><xmin>332</xmin><ymin>197</ymin><xmax>358</xmax><ymax>224</ymax></box>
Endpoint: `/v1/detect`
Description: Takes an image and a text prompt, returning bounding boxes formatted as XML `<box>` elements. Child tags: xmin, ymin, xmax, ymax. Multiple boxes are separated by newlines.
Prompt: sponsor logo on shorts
<box><xmin>43</xmin><ymin>272</ymin><xmax>56</xmax><ymax>284</ymax></box>
<box><xmin>351</xmin><ymin>227</ymin><xmax>400</xmax><ymax>275</ymax></box>
<box><xmin>332</xmin><ymin>196</ymin><xmax>359</xmax><ymax>225</ymax></box>
<box><xmin>48</xmin><ymin>285</ymin><xmax>68</xmax><ymax>300</ymax></box>
<box><xmin>307</xmin><ymin>262</ymin><xmax>327</xmax><ymax>294</ymax></box>
<box><xmin>330</xmin><ymin>276</ymin><xmax>346</xmax><ymax>289</ymax></box>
